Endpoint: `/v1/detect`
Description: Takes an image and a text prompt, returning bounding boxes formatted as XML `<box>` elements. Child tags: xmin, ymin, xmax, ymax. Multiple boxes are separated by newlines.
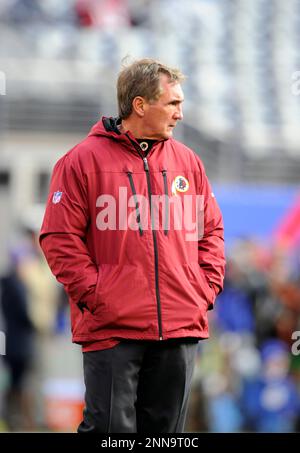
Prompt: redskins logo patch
<box><xmin>171</xmin><ymin>176</ymin><xmax>189</xmax><ymax>195</ymax></box>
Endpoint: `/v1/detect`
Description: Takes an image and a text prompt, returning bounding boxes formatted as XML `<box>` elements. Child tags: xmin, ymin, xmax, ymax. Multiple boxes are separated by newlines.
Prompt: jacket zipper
<box><xmin>127</xmin><ymin>172</ymin><xmax>143</xmax><ymax>236</ymax></box>
<box><xmin>162</xmin><ymin>170</ymin><xmax>169</xmax><ymax>236</ymax></box>
<box><xmin>143</xmin><ymin>157</ymin><xmax>163</xmax><ymax>340</ymax></box>
<box><xmin>125</xmin><ymin>134</ymin><xmax>163</xmax><ymax>340</ymax></box>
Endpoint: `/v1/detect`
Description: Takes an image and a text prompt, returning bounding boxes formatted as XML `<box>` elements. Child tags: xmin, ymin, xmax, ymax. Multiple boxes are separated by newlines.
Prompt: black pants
<box><xmin>78</xmin><ymin>339</ymin><xmax>198</xmax><ymax>433</ymax></box>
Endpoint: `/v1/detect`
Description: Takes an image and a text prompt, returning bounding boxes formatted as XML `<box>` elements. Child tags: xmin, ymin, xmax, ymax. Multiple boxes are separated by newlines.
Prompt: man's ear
<box><xmin>132</xmin><ymin>96</ymin><xmax>146</xmax><ymax>117</ymax></box>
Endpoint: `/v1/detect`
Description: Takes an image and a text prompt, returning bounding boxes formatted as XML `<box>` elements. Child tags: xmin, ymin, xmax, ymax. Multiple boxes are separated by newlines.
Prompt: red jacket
<box><xmin>40</xmin><ymin>118</ymin><xmax>225</xmax><ymax>345</ymax></box>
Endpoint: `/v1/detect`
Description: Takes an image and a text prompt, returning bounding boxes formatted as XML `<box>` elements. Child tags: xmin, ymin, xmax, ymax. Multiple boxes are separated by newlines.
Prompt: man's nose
<box><xmin>174</xmin><ymin>105</ymin><xmax>183</xmax><ymax>120</ymax></box>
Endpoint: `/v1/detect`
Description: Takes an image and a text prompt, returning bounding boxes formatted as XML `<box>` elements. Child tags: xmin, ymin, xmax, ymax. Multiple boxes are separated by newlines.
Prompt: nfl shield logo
<box><xmin>52</xmin><ymin>191</ymin><xmax>63</xmax><ymax>204</ymax></box>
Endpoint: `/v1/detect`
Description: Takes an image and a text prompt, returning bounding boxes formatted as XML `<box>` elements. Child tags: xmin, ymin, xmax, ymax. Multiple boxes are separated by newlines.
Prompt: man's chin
<box><xmin>164</xmin><ymin>129</ymin><xmax>174</xmax><ymax>139</ymax></box>
<box><xmin>151</xmin><ymin>130</ymin><xmax>173</xmax><ymax>140</ymax></box>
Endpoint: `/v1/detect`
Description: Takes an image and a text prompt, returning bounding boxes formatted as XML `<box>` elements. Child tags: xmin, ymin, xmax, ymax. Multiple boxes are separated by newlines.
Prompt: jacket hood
<box><xmin>88</xmin><ymin>116</ymin><xmax>142</xmax><ymax>151</ymax></box>
<box><xmin>88</xmin><ymin>117</ymin><xmax>124</xmax><ymax>139</ymax></box>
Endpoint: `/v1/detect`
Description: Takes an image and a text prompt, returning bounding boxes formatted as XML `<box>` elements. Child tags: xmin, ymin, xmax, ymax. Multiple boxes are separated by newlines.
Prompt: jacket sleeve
<box><xmin>39</xmin><ymin>153</ymin><xmax>98</xmax><ymax>312</ymax></box>
<box><xmin>197</xmin><ymin>158</ymin><xmax>225</xmax><ymax>309</ymax></box>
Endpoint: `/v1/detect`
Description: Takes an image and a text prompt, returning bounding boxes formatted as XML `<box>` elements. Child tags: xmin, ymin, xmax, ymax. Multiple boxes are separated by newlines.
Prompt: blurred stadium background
<box><xmin>0</xmin><ymin>0</ymin><xmax>300</xmax><ymax>433</ymax></box>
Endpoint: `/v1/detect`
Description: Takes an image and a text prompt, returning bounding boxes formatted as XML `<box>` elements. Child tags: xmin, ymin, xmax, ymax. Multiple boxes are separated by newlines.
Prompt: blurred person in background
<box><xmin>241</xmin><ymin>339</ymin><xmax>300</xmax><ymax>432</ymax></box>
<box><xmin>19</xmin><ymin>207</ymin><xmax>59</xmax><ymax>341</ymax></box>
<box><xmin>18</xmin><ymin>209</ymin><xmax>60</xmax><ymax>429</ymax></box>
<box><xmin>214</xmin><ymin>257</ymin><xmax>255</xmax><ymax>336</ymax></box>
<box><xmin>267</xmin><ymin>246</ymin><xmax>300</xmax><ymax>347</ymax></box>
<box><xmin>39</xmin><ymin>58</ymin><xmax>225</xmax><ymax>433</ymax></box>
<box><xmin>0</xmin><ymin>207</ymin><xmax>60</xmax><ymax>431</ymax></box>
<box><xmin>0</xmin><ymin>248</ymin><xmax>36</xmax><ymax>431</ymax></box>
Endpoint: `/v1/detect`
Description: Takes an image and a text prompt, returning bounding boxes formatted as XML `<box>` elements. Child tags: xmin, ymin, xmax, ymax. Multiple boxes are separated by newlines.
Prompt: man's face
<box><xmin>142</xmin><ymin>74</ymin><xmax>184</xmax><ymax>140</ymax></box>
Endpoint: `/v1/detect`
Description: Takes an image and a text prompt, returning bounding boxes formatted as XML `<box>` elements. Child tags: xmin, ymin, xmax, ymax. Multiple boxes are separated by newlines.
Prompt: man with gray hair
<box><xmin>40</xmin><ymin>58</ymin><xmax>225</xmax><ymax>433</ymax></box>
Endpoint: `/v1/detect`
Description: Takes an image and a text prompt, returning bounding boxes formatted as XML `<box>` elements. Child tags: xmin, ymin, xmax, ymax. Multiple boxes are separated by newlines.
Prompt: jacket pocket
<box><xmin>188</xmin><ymin>262</ymin><xmax>215</xmax><ymax>310</ymax></box>
<box><xmin>198</xmin><ymin>267</ymin><xmax>215</xmax><ymax>309</ymax></box>
<box><xmin>91</xmin><ymin>263</ymin><xmax>155</xmax><ymax>330</ymax></box>
<box><xmin>76</xmin><ymin>265</ymin><xmax>104</xmax><ymax>315</ymax></box>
